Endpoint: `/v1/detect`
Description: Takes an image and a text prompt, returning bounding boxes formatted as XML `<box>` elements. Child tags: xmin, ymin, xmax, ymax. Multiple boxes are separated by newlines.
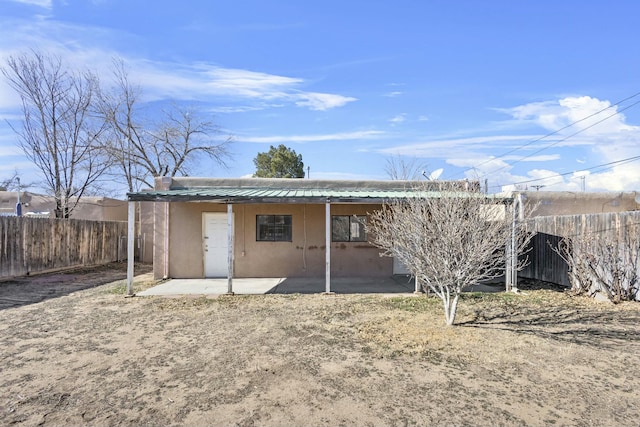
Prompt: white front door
<box><xmin>203</xmin><ymin>213</ymin><xmax>229</xmax><ymax>277</ymax></box>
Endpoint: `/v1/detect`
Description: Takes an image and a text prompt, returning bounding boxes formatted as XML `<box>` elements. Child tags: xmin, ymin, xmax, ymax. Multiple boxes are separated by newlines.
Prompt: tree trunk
<box><xmin>443</xmin><ymin>293</ymin><xmax>460</xmax><ymax>326</ymax></box>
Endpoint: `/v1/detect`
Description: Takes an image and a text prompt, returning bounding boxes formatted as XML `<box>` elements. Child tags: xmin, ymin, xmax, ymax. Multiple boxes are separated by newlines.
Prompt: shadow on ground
<box><xmin>459</xmin><ymin>300</ymin><xmax>640</xmax><ymax>350</ymax></box>
<box><xmin>0</xmin><ymin>262</ymin><xmax>152</xmax><ymax>310</ymax></box>
<box><xmin>266</xmin><ymin>275</ymin><xmax>416</xmax><ymax>294</ymax></box>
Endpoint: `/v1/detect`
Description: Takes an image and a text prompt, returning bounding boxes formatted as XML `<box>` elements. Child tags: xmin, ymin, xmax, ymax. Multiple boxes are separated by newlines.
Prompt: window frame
<box><xmin>256</xmin><ymin>214</ymin><xmax>293</xmax><ymax>242</ymax></box>
<box><xmin>331</xmin><ymin>215</ymin><xmax>368</xmax><ymax>242</ymax></box>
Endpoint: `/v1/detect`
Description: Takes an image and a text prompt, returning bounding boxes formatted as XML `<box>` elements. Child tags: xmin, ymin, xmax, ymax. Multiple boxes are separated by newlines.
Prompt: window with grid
<box><xmin>332</xmin><ymin>215</ymin><xmax>367</xmax><ymax>242</ymax></box>
<box><xmin>256</xmin><ymin>215</ymin><xmax>293</xmax><ymax>241</ymax></box>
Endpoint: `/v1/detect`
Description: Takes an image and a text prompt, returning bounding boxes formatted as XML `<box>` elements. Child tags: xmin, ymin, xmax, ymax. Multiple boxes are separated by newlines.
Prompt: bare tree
<box><xmin>99</xmin><ymin>59</ymin><xmax>233</xmax><ymax>191</ymax></box>
<box><xmin>2</xmin><ymin>51</ymin><xmax>109</xmax><ymax>218</ymax></box>
<box><xmin>0</xmin><ymin>171</ymin><xmax>37</xmax><ymax>193</ymax></box>
<box><xmin>368</xmin><ymin>184</ymin><xmax>532</xmax><ymax>325</ymax></box>
<box><xmin>0</xmin><ymin>171</ymin><xmax>19</xmax><ymax>191</ymax></box>
<box><xmin>97</xmin><ymin>58</ymin><xmax>148</xmax><ymax>192</ymax></box>
<box><xmin>384</xmin><ymin>154</ymin><xmax>428</xmax><ymax>180</ymax></box>
<box><xmin>148</xmin><ymin>105</ymin><xmax>232</xmax><ymax>184</ymax></box>
<box><xmin>554</xmin><ymin>221</ymin><xmax>640</xmax><ymax>302</ymax></box>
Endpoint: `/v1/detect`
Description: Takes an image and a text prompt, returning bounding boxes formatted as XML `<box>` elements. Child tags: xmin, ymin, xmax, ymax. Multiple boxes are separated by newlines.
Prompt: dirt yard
<box><xmin>1</xmin><ymin>263</ymin><xmax>639</xmax><ymax>426</ymax></box>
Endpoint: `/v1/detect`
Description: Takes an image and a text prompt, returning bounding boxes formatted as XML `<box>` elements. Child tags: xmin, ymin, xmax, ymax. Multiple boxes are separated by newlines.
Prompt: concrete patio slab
<box><xmin>137</xmin><ymin>276</ymin><xmax>416</xmax><ymax>296</ymax></box>
<box><xmin>137</xmin><ymin>278</ymin><xmax>284</xmax><ymax>296</ymax></box>
<box><xmin>137</xmin><ymin>275</ymin><xmax>506</xmax><ymax>297</ymax></box>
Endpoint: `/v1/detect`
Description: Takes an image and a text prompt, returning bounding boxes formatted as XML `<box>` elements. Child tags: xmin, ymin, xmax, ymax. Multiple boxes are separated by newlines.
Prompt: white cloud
<box><xmin>294</xmin><ymin>92</ymin><xmax>357</xmax><ymax>111</ymax></box>
<box><xmin>209</xmin><ymin>105</ymin><xmax>269</xmax><ymax>114</ymax></box>
<box><xmin>378</xmin><ymin>95</ymin><xmax>640</xmax><ymax>192</ymax></box>
<box><xmin>0</xmin><ymin>145</ymin><xmax>22</xmax><ymax>156</ymax></box>
<box><xmin>242</xmin><ymin>130</ymin><xmax>386</xmax><ymax>144</ymax></box>
<box><xmin>384</xmin><ymin>91</ymin><xmax>403</xmax><ymax>98</ymax></box>
<box><xmin>498</xmin><ymin>95</ymin><xmax>640</xmax><ymax>191</ymax></box>
<box><xmin>8</xmin><ymin>0</ymin><xmax>52</xmax><ymax>8</ymax></box>
<box><xmin>389</xmin><ymin>114</ymin><xmax>406</xmax><ymax>124</ymax></box>
<box><xmin>0</xmin><ymin>18</ymin><xmax>355</xmax><ymax>111</ymax></box>
<box><xmin>202</xmin><ymin>67</ymin><xmax>303</xmax><ymax>96</ymax></box>
<box><xmin>377</xmin><ymin>134</ymin><xmax>539</xmax><ymax>159</ymax></box>
<box><xmin>502</xmin><ymin>154</ymin><xmax>561</xmax><ymax>162</ymax></box>
<box><xmin>502</xmin><ymin>95</ymin><xmax>638</xmax><ymax>141</ymax></box>
<box><xmin>578</xmin><ymin>163</ymin><xmax>640</xmax><ymax>192</ymax></box>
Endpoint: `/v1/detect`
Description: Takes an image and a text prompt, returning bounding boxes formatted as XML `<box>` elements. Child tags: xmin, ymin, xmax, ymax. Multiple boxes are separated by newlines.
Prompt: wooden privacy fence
<box><xmin>0</xmin><ymin>216</ymin><xmax>128</xmax><ymax>278</ymax></box>
<box><xmin>520</xmin><ymin>211</ymin><xmax>640</xmax><ymax>287</ymax></box>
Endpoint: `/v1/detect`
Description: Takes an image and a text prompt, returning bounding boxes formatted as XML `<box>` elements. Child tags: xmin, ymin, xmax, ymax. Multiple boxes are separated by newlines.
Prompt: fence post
<box><xmin>127</xmin><ymin>201</ymin><xmax>135</xmax><ymax>296</ymax></box>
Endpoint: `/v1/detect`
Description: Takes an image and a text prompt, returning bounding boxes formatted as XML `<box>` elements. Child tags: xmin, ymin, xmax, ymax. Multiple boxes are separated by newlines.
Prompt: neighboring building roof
<box><xmin>127</xmin><ymin>177</ymin><xmax>497</xmax><ymax>204</ymax></box>
<box><xmin>514</xmin><ymin>190</ymin><xmax>640</xmax><ymax>217</ymax></box>
<box><xmin>0</xmin><ymin>191</ymin><xmax>127</xmax><ymax>220</ymax></box>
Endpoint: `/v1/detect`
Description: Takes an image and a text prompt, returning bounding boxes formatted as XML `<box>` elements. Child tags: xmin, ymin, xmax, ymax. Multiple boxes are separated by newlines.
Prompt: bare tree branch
<box><xmin>384</xmin><ymin>154</ymin><xmax>429</xmax><ymax>180</ymax></box>
<box><xmin>2</xmin><ymin>50</ymin><xmax>109</xmax><ymax>218</ymax></box>
<box><xmin>98</xmin><ymin>60</ymin><xmax>233</xmax><ymax>191</ymax></box>
<box><xmin>553</xmin><ymin>220</ymin><xmax>640</xmax><ymax>303</ymax></box>
<box><xmin>368</xmin><ymin>183</ymin><xmax>533</xmax><ymax>325</ymax></box>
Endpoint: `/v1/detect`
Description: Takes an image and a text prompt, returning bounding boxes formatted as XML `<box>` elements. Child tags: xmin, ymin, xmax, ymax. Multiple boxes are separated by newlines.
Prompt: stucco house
<box><xmin>126</xmin><ymin>177</ymin><xmax>493</xmax><ymax>293</ymax></box>
<box><xmin>0</xmin><ymin>191</ymin><xmax>128</xmax><ymax>220</ymax></box>
<box><xmin>517</xmin><ymin>190</ymin><xmax>640</xmax><ymax>216</ymax></box>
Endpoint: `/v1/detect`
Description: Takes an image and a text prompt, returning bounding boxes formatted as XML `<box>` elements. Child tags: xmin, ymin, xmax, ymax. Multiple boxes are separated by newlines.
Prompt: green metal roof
<box><xmin>128</xmin><ymin>187</ymin><xmax>434</xmax><ymax>203</ymax></box>
<box><xmin>128</xmin><ymin>183</ymin><xmax>509</xmax><ymax>204</ymax></box>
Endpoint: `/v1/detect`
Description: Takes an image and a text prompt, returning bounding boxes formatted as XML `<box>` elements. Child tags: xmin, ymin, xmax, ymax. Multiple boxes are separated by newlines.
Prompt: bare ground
<box><xmin>0</xmin><ymin>263</ymin><xmax>639</xmax><ymax>426</ymax></box>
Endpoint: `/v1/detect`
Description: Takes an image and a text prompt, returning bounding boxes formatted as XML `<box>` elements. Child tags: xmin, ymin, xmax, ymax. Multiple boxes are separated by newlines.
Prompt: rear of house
<box><xmin>162</xmin><ymin>201</ymin><xmax>388</xmax><ymax>279</ymax></box>
<box><xmin>129</xmin><ymin>177</ymin><xmax>477</xmax><ymax>281</ymax></box>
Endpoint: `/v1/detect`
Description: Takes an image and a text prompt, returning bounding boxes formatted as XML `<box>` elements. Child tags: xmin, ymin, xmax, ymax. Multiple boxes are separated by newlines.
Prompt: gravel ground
<box><xmin>0</xmin><ymin>263</ymin><xmax>638</xmax><ymax>426</ymax></box>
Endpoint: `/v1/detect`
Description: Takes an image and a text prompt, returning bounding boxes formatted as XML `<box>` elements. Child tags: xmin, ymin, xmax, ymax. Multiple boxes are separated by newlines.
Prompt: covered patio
<box><xmin>125</xmin><ymin>177</ymin><xmax>519</xmax><ymax>296</ymax></box>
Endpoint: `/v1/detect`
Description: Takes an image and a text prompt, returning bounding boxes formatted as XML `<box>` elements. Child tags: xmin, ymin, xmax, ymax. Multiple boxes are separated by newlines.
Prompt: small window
<box><xmin>256</xmin><ymin>215</ymin><xmax>292</xmax><ymax>241</ymax></box>
<box><xmin>332</xmin><ymin>215</ymin><xmax>367</xmax><ymax>242</ymax></box>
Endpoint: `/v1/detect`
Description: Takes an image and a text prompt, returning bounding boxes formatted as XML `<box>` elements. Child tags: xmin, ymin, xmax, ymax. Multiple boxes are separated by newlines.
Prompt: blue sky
<box><xmin>1</xmin><ymin>0</ymin><xmax>640</xmax><ymax>195</ymax></box>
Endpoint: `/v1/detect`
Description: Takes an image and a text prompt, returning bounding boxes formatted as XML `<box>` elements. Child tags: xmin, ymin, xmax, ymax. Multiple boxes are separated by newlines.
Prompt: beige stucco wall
<box><xmin>138</xmin><ymin>201</ymin><xmax>155</xmax><ymax>264</ymax></box>
<box><xmin>0</xmin><ymin>192</ymin><xmax>129</xmax><ymax>220</ymax></box>
<box><xmin>156</xmin><ymin>201</ymin><xmax>391</xmax><ymax>279</ymax></box>
<box><xmin>520</xmin><ymin>191</ymin><xmax>640</xmax><ymax>217</ymax></box>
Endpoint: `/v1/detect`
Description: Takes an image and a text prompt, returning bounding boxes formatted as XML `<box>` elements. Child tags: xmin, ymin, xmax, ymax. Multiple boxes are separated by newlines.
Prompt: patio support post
<box><xmin>511</xmin><ymin>195</ymin><xmax>519</xmax><ymax>292</ymax></box>
<box><xmin>163</xmin><ymin>202</ymin><xmax>169</xmax><ymax>279</ymax></box>
<box><xmin>325</xmin><ymin>199</ymin><xmax>331</xmax><ymax>293</ymax></box>
<box><xmin>505</xmin><ymin>197</ymin><xmax>518</xmax><ymax>292</ymax></box>
<box><xmin>126</xmin><ymin>200</ymin><xmax>135</xmax><ymax>296</ymax></box>
<box><xmin>227</xmin><ymin>203</ymin><xmax>234</xmax><ymax>294</ymax></box>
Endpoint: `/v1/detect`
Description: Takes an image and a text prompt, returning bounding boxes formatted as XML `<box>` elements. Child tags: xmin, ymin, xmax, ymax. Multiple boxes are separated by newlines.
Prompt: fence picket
<box><xmin>0</xmin><ymin>216</ymin><xmax>128</xmax><ymax>278</ymax></box>
<box><xmin>521</xmin><ymin>211</ymin><xmax>640</xmax><ymax>286</ymax></box>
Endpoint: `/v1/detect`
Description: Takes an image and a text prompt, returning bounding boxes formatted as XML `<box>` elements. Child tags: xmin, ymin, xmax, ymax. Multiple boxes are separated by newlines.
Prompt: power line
<box><xmin>490</xmin><ymin>154</ymin><xmax>640</xmax><ymax>190</ymax></box>
<box><xmin>447</xmin><ymin>90</ymin><xmax>640</xmax><ymax>180</ymax></box>
<box><xmin>478</xmin><ymin>97</ymin><xmax>640</xmax><ymax>180</ymax></box>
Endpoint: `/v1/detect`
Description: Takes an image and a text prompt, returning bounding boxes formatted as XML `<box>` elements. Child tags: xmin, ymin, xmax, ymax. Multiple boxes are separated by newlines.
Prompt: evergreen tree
<box><xmin>253</xmin><ymin>145</ymin><xmax>305</xmax><ymax>178</ymax></box>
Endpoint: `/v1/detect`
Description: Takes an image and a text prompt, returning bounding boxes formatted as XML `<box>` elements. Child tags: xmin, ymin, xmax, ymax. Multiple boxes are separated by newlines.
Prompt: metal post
<box><xmin>15</xmin><ymin>177</ymin><xmax>21</xmax><ymax>216</ymax></box>
<box><xmin>227</xmin><ymin>204</ymin><xmax>234</xmax><ymax>294</ymax></box>
<box><xmin>163</xmin><ymin>202</ymin><xmax>169</xmax><ymax>279</ymax></box>
<box><xmin>505</xmin><ymin>197</ymin><xmax>518</xmax><ymax>292</ymax></box>
<box><xmin>325</xmin><ymin>200</ymin><xmax>331</xmax><ymax>293</ymax></box>
<box><xmin>126</xmin><ymin>201</ymin><xmax>135</xmax><ymax>296</ymax></box>
<box><xmin>505</xmin><ymin>200</ymin><xmax>513</xmax><ymax>292</ymax></box>
<box><xmin>511</xmin><ymin>196</ymin><xmax>519</xmax><ymax>292</ymax></box>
